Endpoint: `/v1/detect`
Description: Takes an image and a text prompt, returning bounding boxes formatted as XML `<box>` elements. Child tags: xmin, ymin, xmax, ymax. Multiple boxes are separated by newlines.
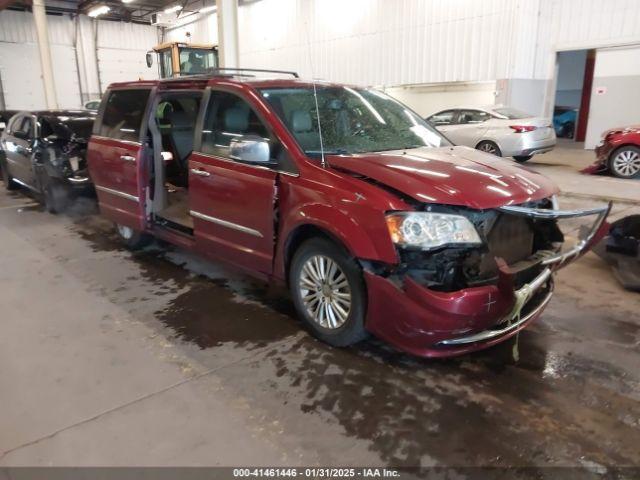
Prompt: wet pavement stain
<box><xmin>257</xmin><ymin>331</ymin><xmax>640</xmax><ymax>468</ymax></box>
<box><xmin>67</xmin><ymin>210</ymin><xmax>300</xmax><ymax>350</ymax></box>
<box><xmin>21</xmin><ymin>195</ymin><xmax>637</xmax><ymax>469</ymax></box>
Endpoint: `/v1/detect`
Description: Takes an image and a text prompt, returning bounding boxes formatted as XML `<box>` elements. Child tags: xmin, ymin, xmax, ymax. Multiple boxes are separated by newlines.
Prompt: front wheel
<box><xmin>513</xmin><ymin>155</ymin><xmax>533</xmax><ymax>163</ymax></box>
<box><xmin>476</xmin><ymin>141</ymin><xmax>502</xmax><ymax>157</ymax></box>
<box><xmin>115</xmin><ymin>223</ymin><xmax>152</xmax><ymax>250</ymax></box>
<box><xmin>289</xmin><ymin>238</ymin><xmax>368</xmax><ymax>347</ymax></box>
<box><xmin>609</xmin><ymin>146</ymin><xmax>640</xmax><ymax>179</ymax></box>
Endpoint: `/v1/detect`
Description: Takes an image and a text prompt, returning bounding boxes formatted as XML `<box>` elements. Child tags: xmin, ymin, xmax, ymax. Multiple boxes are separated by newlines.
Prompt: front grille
<box><xmin>478</xmin><ymin>213</ymin><xmax>534</xmax><ymax>278</ymax></box>
<box><xmin>488</xmin><ymin>214</ymin><xmax>534</xmax><ymax>263</ymax></box>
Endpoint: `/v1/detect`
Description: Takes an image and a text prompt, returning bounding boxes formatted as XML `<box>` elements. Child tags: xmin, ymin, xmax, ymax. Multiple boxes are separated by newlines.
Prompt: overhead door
<box><xmin>0</xmin><ymin>42</ymin><xmax>81</xmax><ymax>110</ymax></box>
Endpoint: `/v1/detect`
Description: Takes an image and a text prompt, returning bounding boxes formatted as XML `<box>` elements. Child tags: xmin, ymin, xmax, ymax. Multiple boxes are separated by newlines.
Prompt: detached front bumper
<box><xmin>583</xmin><ymin>142</ymin><xmax>614</xmax><ymax>174</ymax></box>
<box><xmin>364</xmin><ymin>203</ymin><xmax>611</xmax><ymax>358</ymax></box>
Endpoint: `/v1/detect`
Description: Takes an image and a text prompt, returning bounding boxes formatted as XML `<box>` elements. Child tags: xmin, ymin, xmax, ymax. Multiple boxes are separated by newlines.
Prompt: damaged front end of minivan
<box><xmin>362</xmin><ymin>198</ymin><xmax>611</xmax><ymax>357</ymax></box>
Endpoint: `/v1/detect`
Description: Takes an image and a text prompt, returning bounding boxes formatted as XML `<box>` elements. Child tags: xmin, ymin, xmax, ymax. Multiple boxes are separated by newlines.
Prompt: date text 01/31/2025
<box><xmin>232</xmin><ymin>468</ymin><xmax>401</xmax><ymax>478</ymax></box>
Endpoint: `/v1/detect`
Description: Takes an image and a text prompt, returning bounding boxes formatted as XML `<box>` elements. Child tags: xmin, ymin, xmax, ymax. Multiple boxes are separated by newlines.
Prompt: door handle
<box><xmin>190</xmin><ymin>168</ymin><xmax>210</xmax><ymax>177</ymax></box>
<box><xmin>120</xmin><ymin>154</ymin><xmax>136</xmax><ymax>162</ymax></box>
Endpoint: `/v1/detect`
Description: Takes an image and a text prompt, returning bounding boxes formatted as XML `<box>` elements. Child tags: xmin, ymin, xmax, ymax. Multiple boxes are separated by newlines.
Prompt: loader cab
<box><xmin>147</xmin><ymin>42</ymin><xmax>219</xmax><ymax>79</ymax></box>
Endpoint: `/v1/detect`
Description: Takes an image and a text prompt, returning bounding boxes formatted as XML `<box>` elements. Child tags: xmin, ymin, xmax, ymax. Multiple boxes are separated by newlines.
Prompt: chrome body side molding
<box><xmin>190</xmin><ymin>210</ymin><xmax>263</xmax><ymax>238</ymax></box>
<box><xmin>95</xmin><ymin>185</ymin><xmax>139</xmax><ymax>202</ymax></box>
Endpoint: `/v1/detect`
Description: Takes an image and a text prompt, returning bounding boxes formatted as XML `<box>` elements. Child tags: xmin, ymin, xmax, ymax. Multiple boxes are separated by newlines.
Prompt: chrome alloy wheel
<box><xmin>478</xmin><ymin>142</ymin><xmax>497</xmax><ymax>154</ymax></box>
<box><xmin>612</xmin><ymin>149</ymin><xmax>640</xmax><ymax>177</ymax></box>
<box><xmin>298</xmin><ymin>255</ymin><xmax>352</xmax><ymax>329</ymax></box>
<box><xmin>117</xmin><ymin>224</ymin><xmax>134</xmax><ymax>240</ymax></box>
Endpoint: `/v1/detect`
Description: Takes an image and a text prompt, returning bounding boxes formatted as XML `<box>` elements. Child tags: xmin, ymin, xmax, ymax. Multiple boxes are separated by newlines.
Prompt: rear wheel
<box><xmin>476</xmin><ymin>141</ymin><xmax>502</xmax><ymax>157</ymax></box>
<box><xmin>115</xmin><ymin>223</ymin><xmax>152</xmax><ymax>250</ymax></box>
<box><xmin>1</xmin><ymin>160</ymin><xmax>18</xmax><ymax>190</ymax></box>
<box><xmin>513</xmin><ymin>155</ymin><xmax>533</xmax><ymax>163</ymax></box>
<box><xmin>609</xmin><ymin>146</ymin><xmax>640</xmax><ymax>179</ymax></box>
<box><xmin>289</xmin><ymin>238</ymin><xmax>368</xmax><ymax>347</ymax></box>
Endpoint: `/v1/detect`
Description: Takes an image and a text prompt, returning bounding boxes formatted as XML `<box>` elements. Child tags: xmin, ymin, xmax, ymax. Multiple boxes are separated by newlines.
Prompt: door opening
<box><xmin>553</xmin><ymin>49</ymin><xmax>595</xmax><ymax>144</ymax></box>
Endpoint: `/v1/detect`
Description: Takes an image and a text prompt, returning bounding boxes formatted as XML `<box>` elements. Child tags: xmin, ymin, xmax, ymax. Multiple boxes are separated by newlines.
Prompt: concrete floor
<box><xmin>0</xmin><ymin>145</ymin><xmax>639</xmax><ymax>470</ymax></box>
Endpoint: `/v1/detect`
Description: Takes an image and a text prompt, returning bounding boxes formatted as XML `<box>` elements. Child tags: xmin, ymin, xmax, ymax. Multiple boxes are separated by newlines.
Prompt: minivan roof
<box><xmin>107</xmin><ymin>74</ymin><xmax>356</xmax><ymax>91</ymax></box>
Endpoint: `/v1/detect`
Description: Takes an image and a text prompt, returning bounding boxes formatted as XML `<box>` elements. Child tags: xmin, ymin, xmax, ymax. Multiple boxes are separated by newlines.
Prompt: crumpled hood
<box><xmin>603</xmin><ymin>124</ymin><xmax>640</xmax><ymax>137</ymax></box>
<box><xmin>327</xmin><ymin>146</ymin><xmax>559</xmax><ymax>210</ymax></box>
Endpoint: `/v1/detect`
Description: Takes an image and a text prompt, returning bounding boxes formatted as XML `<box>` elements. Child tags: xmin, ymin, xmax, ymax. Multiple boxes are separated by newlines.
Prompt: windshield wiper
<box><xmin>305</xmin><ymin>149</ymin><xmax>351</xmax><ymax>156</ymax></box>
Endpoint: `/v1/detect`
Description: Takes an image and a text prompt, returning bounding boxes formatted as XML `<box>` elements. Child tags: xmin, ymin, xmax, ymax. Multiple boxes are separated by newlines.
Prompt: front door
<box><xmin>189</xmin><ymin>89</ymin><xmax>277</xmax><ymax>276</ymax></box>
<box><xmin>87</xmin><ymin>88</ymin><xmax>152</xmax><ymax>230</ymax></box>
<box><xmin>4</xmin><ymin>114</ymin><xmax>36</xmax><ymax>187</ymax></box>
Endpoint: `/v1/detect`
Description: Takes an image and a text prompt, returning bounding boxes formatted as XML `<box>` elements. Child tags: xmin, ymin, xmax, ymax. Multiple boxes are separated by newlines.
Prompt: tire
<box><xmin>1</xmin><ymin>160</ymin><xmax>18</xmax><ymax>191</ymax></box>
<box><xmin>115</xmin><ymin>223</ymin><xmax>152</xmax><ymax>250</ymax></box>
<box><xmin>563</xmin><ymin>122</ymin><xmax>575</xmax><ymax>139</ymax></box>
<box><xmin>476</xmin><ymin>141</ymin><xmax>502</xmax><ymax>157</ymax></box>
<box><xmin>43</xmin><ymin>178</ymin><xmax>70</xmax><ymax>214</ymax></box>
<box><xmin>513</xmin><ymin>155</ymin><xmax>533</xmax><ymax>163</ymax></box>
<box><xmin>609</xmin><ymin>146</ymin><xmax>640</xmax><ymax>179</ymax></box>
<box><xmin>289</xmin><ymin>237</ymin><xmax>368</xmax><ymax>347</ymax></box>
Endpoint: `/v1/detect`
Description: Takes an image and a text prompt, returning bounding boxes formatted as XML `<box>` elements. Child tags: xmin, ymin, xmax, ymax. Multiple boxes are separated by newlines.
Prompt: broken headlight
<box><xmin>386</xmin><ymin>212</ymin><xmax>482</xmax><ymax>250</ymax></box>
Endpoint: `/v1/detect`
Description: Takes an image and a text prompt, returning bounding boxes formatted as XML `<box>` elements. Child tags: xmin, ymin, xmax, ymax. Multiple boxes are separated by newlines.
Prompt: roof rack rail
<box><xmin>162</xmin><ymin>68</ymin><xmax>299</xmax><ymax>82</ymax></box>
<box><xmin>212</xmin><ymin>68</ymin><xmax>299</xmax><ymax>78</ymax></box>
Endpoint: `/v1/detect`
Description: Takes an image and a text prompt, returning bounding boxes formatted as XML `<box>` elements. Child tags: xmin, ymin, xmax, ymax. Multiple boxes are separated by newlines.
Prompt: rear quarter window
<box><xmin>98</xmin><ymin>89</ymin><xmax>150</xmax><ymax>142</ymax></box>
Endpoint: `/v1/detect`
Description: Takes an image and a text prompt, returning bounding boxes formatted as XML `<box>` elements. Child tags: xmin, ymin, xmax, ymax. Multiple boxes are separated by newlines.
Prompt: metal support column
<box><xmin>32</xmin><ymin>0</ymin><xmax>58</xmax><ymax>109</ymax></box>
<box><xmin>216</xmin><ymin>0</ymin><xmax>239</xmax><ymax>68</ymax></box>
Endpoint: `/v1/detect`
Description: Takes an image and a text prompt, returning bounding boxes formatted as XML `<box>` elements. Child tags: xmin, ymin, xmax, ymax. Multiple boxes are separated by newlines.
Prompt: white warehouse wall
<box><xmin>584</xmin><ymin>45</ymin><xmax>640</xmax><ymax>149</ymax></box>
<box><xmin>232</xmin><ymin>0</ymin><xmax>640</xmax><ymax>123</ymax></box>
<box><xmin>163</xmin><ymin>13</ymin><xmax>218</xmax><ymax>44</ymax></box>
<box><xmin>384</xmin><ymin>82</ymin><xmax>497</xmax><ymax>118</ymax></box>
<box><xmin>0</xmin><ymin>10</ymin><xmax>160</xmax><ymax>110</ymax></box>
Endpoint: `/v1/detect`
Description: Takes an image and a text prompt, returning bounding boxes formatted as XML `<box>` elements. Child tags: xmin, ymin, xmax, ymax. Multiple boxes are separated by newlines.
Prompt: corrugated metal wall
<box><xmin>0</xmin><ymin>10</ymin><xmax>160</xmax><ymax>109</ymax></box>
<box><xmin>236</xmin><ymin>0</ymin><xmax>640</xmax><ymax>86</ymax></box>
<box><xmin>164</xmin><ymin>14</ymin><xmax>218</xmax><ymax>44</ymax></box>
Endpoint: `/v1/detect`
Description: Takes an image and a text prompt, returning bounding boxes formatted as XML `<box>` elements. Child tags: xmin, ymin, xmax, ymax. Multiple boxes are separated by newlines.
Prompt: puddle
<box><xmin>69</xmin><ymin>212</ymin><xmax>299</xmax><ymax>349</ymax></box>
<box><xmin>53</xmin><ymin>201</ymin><xmax>640</xmax><ymax>467</ymax></box>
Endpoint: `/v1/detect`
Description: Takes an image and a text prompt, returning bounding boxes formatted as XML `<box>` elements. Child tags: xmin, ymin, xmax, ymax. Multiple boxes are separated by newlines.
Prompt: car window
<box><xmin>262</xmin><ymin>87</ymin><xmax>449</xmax><ymax>155</ymax></box>
<box><xmin>492</xmin><ymin>107</ymin><xmax>531</xmax><ymax>119</ymax></box>
<box><xmin>458</xmin><ymin>110</ymin><xmax>491</xmax><ymax>124</ymax></box>
<box><xmin>179</xmin><ymin>48</ymin><xmax>216</xmax><ymax>75</ymax></box>
<box><xmin>99</xmin><ymin>89</ymin><xmax>151</xmax><ymax>142</ymax></box>
<box><xmin>5</xmin><ymin>114</ymin><xmax>21</xmax><ymax>135</ymax></box>
<box><xmin>428</xmin><ymin>110</ymin><xmax>457</xmax><ymax>126</ymax></box>
<box><xmin>159</xmin><ymin>49</ymin><xmax>173</xmax><ymax>78</ymax></box>
<box><xmin>200</xmin><ymin>90</ymin><xmax>270</xmax><ymax>159</ymax></box>
<box><xmin>14</xmin><ymin>116</ymin><xmax>34</xmax><ymax>139</ymax></box>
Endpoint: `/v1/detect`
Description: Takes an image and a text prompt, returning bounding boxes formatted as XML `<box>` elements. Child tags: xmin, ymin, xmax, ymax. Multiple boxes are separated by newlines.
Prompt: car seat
<box><xmin>289</xmin><ymin>110</ymin><xmax>319</xmax><ymax>151</ymax></box>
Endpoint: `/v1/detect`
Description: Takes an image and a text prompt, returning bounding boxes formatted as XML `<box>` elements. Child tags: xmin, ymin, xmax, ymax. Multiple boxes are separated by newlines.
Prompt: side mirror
<box><xmin>13</xmin><ymin>131</ymin><xmax>27</xmax><ymax>140</ymax></box>
<box><xmin>229</xmin><ymin>135</ymin><xmax>271</xmax><ymax>164</ymax></box>
<box><xmin>146</xmin><ymin>52</ymin><xmax>154</xmax><ymax>68</ymax></box>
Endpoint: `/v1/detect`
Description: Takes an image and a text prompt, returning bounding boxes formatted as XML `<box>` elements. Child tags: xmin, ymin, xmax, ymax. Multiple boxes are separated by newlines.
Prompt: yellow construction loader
<box><xmin>146</xmin><ymin>42</ymin><xmax>219</xmax><ymax>78</ymax></box>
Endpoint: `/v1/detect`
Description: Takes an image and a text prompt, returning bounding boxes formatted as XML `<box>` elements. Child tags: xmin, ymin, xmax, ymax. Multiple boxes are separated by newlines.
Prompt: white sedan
<box><xmin>426</xmin><ymin>105</ymin><xmax>556</xmax><ymax>162</ymax></box>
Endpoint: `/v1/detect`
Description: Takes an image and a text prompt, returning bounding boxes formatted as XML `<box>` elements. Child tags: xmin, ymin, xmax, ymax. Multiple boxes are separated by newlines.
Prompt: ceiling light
<box><xmin>164</xmin><ymin>5</ymin><xmax>182</xmax><ymax>13</ymax></box>
<box><xmin>87</xmin><ymin>5</ymin><xmax>110</xmax><ymax>17</ymax></box>
<box><xmin>122</xmin><ymin>0</ymin><xmax>135</xmax><ymax>3</ymax></box>
<box><xmin>199</xmin><ymin>5</ymin><xmax>216</xmax><ymax>13</ymax></box>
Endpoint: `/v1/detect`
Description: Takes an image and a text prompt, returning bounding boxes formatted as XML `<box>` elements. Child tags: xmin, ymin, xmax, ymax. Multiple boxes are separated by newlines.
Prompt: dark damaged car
<box><xmin>0</xmin><ymin>110</ymin><xmax>96</xmax><ymax>212</ymax></box>
<box><xmin>87</xmin><ymin>73</ymin><xmax>610</xmax><ymax>358</ymax></box>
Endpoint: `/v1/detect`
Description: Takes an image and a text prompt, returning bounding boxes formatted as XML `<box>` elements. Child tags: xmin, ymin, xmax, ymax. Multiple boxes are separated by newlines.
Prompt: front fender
<box><xmin>274</xmin><ymin>202</ymin><xmax>399</xmax><ymax>280</ymax></box>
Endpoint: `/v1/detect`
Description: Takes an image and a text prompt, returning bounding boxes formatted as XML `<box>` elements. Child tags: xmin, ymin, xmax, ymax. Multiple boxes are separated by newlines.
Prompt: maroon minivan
<box><xmin>87</xmin><ymin>69</ymin><xmax>610</xmax><ymax>358</ymax></box>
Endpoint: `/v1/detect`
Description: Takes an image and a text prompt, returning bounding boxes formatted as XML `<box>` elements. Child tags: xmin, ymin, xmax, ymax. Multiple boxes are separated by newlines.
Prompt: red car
<box><xmin>589</xmin><ymin>124</ymin><xmax>640</xmax><ymax>178</ymax></box>
<box><xmin>86</xmin><ymin>69</ymin><xmax>609</xmax><ymax>358</ymax></box>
